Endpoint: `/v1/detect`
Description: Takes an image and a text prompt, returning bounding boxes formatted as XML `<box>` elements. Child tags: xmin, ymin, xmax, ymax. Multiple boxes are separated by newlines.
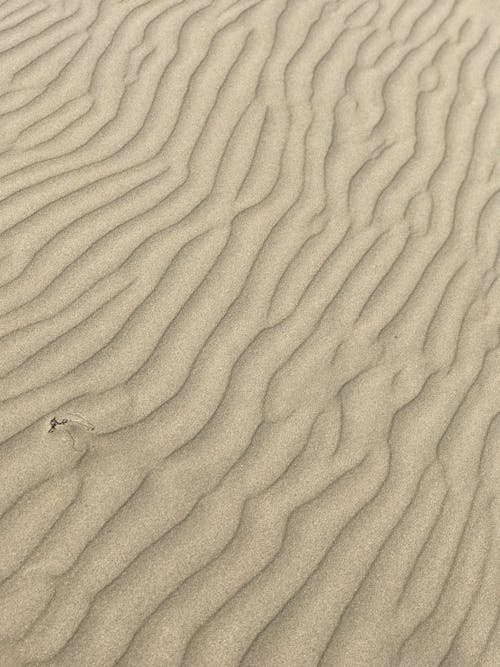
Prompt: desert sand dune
<box><xmin>0</xmin><ymin>0</ymin><xmax>499</xmax><ymax>665</ymax></box>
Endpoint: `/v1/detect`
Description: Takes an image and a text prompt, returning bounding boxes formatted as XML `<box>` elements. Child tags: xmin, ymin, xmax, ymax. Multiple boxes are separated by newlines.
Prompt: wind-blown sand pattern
<box><xmin>0</xmin><ymin>0</ymin><xmax>499</xmax><ymax>665</ymax></box>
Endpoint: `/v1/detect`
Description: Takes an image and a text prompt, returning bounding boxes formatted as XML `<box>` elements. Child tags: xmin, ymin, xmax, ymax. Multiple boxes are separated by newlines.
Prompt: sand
<box><xmin>0</xmin><ymin>0</ymin><xmax>499</xmax><ymax>665</ymax></box>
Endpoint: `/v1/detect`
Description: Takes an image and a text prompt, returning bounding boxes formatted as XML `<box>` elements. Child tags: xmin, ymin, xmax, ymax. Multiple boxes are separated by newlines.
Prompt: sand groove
<box><xmin>0</xmin><ymin>0</ymin><xmax>499</xmax><ymax>665</ymax></box>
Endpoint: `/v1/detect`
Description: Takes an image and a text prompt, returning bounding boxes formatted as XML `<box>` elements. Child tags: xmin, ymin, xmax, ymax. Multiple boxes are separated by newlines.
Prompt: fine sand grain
<box><xmin>0</xmin><ymin>0</ymin><xmax>499</xmax><ymax>665</ymax></box>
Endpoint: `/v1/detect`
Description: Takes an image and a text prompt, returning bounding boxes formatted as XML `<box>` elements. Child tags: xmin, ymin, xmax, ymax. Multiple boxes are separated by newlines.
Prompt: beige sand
<box><xmin>0</xmin><ymin>0</ymin><xmax>499</xmax><ymax>664</ymax></box>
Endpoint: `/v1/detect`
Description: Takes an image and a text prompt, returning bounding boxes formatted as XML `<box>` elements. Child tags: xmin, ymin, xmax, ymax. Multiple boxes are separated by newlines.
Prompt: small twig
<box><xmin>47</xmin><ymin>414</ymin><xmax>95</xmax><ymax>452</ymax></box>
<box><xmin>48</xmin><ymin>417</ymin><xmax>68</xmax><ymax>433</ymax></box>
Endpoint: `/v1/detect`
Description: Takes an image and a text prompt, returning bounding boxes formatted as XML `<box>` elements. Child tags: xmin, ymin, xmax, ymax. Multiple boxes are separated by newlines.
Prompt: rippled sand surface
<box><xmin>0</xmin><ymin>0</ymin><xmax>499</xmax><ymax>665</ymax></box>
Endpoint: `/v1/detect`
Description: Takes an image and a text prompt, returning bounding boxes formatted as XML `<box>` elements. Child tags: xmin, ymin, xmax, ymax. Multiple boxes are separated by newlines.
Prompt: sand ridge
<box><xmin>0</xmin><ymin>0</ymin><xmax>499</xmax><ymax>664</ymax></box>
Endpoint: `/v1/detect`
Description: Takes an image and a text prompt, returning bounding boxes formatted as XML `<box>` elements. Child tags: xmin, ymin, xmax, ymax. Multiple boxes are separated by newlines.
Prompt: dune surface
<box><xmin>0</xmin><ymin>0</ymin><xmax>499</xmax><ymax>665</ymax></box>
